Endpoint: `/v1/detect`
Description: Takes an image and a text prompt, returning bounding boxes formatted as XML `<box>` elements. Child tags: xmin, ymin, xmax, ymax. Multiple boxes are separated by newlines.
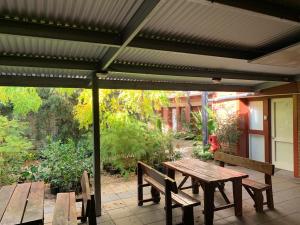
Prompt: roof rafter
<box><xmin>0</xmin><ymin>55</ymin><xmax>98</xmax><ymax>70</ymax></box>
<box><xmin>109</xmin><ymin>62</ymin><xmax>295</xmax><ymax>82</ymax></box>
<box><xmin>0</xmin><ymin>75</ymin><xmax>90</xmax><ymax>88</ymax></box>
<box><xmin>99</xmin><ymin>0</ymin><xmax>162</xmax><ymax>70</ymax></box>
<box><xmin>97</xmin><ymin>79</ymin><xmax>254</xmax><ymax>92</ymax></box>
<box><xmin>0</xmin><ymin>19</ymin><xmax>265</xmax><ymax>61</ymax></box>
<box><xmin>0</xmin><ymin>74</ymin><xmax>254</xmax><ymax>91</ymax></box>
<box><xmin>0</xmin><ymin>55</ymin><xmax>295</xmax><ymax>82</ymax></box>
<box><xmin>0</xmin><ymin>19</ymin><xmax>120</xmax><ymax>47</ymax></box>
<box><xmin>209</xmin><ymin>0</ymin><xmax>300</xmax><ymax>23</ymax></box>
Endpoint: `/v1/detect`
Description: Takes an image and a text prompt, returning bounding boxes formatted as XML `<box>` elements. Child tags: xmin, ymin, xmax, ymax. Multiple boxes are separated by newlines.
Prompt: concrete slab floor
<box><xmin>45</xmin><ymin>166</ymin><xmax>300</xmax><ymax>225</ymax></box>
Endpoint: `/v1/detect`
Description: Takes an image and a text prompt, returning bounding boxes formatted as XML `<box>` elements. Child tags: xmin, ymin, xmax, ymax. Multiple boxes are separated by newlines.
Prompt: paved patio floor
<box><xmin>45</xmin><ymin>165</ymin><xmax>300</xmax><ymax>225</ymax></box>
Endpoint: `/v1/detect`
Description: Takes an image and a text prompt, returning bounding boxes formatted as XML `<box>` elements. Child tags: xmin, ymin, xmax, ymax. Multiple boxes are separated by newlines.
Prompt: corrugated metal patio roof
<box><xmin>0</xmin><ymin>0</ymin><xmax>299</xmax><ymax>91</ymax></box>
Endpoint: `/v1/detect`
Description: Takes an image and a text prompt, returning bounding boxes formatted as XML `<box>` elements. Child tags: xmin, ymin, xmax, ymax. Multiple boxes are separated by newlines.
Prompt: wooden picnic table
<box><xmin>163</xmin><ymin>159</ymin><xmax>248</xmax><ymax>225</ymax></box>
<box><xmin>0</xmin><ymin>182</ymin><xmax>44</xmax><ymax>225</ymax></box>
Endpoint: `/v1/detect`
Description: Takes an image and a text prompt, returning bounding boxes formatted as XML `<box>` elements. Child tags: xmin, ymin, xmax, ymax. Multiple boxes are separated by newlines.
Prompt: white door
<box><xmin>172</xmin><ymin>108</ymin><xmax>177</xmax><ymax>132</ymax></box>
<box><xmin>249</xmin><ymin>101</ymin><xmax>265</xmax><ymax>162</ymax></box>
<box><xmin>271</xmin><ymin>98</ymin><xmax>294</xmax><ymax>171</ymax></box>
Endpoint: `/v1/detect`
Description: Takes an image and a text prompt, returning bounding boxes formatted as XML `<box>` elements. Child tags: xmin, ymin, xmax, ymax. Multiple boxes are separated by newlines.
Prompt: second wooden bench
<box><xmin>137</xmin><ymin>161</ymin><xmax>200</xmax><ymax>225</ymax></box>
<box><xmin>214</xmin><ymin>151</ymin><xmax>275</xmax><ymax>213</ymax></box>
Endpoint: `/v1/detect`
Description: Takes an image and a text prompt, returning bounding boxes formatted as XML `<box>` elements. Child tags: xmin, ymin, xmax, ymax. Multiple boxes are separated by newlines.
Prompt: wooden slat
<box><xmin>177</xmin><ymin>159</ymin><xmax>247</xmax><ymax>181</ymax></box>
<box><xmin>144</xmin><ymin>177</ymin><xmax>200</xmax><ymax>207</ymax></box>
<box><xmin>0</xmin><ymin>183</ymin><xmax>31</xmax><ymax>225</ymax></box>
<box><xmin>81</xmin><ymin>171</ymin><xmax>91</xmax><ymax>217</ymax></box>
<box><xmin>164</xmin><ymin>159</ymin><xmax>248</xmax><ymax>183</ymax></box>
<box><xmin>22</xmin><ymin>182</ymin><xmax>45</xmax><ymax>224</ymax></box>
<box><xmin>68</xmin><ymin>192</ymin><xmax>77</xmax><ymax>225</ymax></box>
<box><xmin>139</xmin><ymin>161</ymin><xmax>166</xmax><ymax>186</ymax></box>
<box><xmin>144</xmin><ymin>177</ymin><xmax>165</xmax><ymax>193</ymax></box>
<box><xmin>242</xmin><ymin>178</ymin><xmax>270</xmax><ymax>191</ymax></box>
<box><xmin>52</xmin><ymin>193</ymin><xmax>69</xmax><ymax>225</ymax></box>
<box><xmin>214</xmin><ymin>151</ymin><xmax>274</xmax><ymax>175</ymax></box>
<box><xmin>0</xmin><ymin>184</ymin><xmax>16</xmax><ymax>221</ymax></box>
<box><xmin>138</xmin><ymin>161</ymin><xmax>177</xmax><ymax>192</ymax></box>
<box><xmin>164</xmin><ymin>161</ymin><xmax>217</xmax><ymax>182</ymax></box>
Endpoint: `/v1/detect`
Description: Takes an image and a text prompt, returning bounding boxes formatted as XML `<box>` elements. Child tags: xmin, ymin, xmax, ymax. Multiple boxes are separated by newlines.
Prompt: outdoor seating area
<box><xmin>0</xmin><ymin>0</ymin><xmax>300</xmax><ymax>225</ymax></box>
<box><xmin>36</xmin><ymin>163</ymin><xmax>300</xmax><ymax>225</ymax></box>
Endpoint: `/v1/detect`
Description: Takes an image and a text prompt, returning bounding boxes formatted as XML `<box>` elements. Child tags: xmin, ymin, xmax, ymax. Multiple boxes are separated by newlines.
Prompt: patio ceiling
<box><xmin>0</xmin><ymin>0</ymin><xmax>299</xmax><ymax>91</ymax></box>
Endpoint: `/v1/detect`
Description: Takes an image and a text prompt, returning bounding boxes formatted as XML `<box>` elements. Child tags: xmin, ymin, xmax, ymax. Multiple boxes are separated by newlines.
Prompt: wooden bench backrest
<box><xmin>81</xmin><ymin>171</ymin><xmax>92</xmax><ymax>217</ymax></box>
<box><xmin>214</xmin><ymin>151</ymin><xmax>275</xmax><ymax>175</ymax></box>
<box><xmin>138</xmin><ymin>161</ymin><xmax>178</xmax><ymax>193</ymax></box>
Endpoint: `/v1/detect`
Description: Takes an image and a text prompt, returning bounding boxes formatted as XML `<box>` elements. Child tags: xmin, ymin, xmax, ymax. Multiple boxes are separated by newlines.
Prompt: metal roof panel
<box><xmin>0</xmin><ymin>0</ymin><xmax>143</xmax><ymax>31</ymax></box>
<box><xmin>0</xmin><ymin>34</ymin><xmax>110</xmax><ymax>60</ymax></box>
<box><xmin>141</xmin><ymin>0</ymin><xmax>300</xmax><ymax>49</ymax></box>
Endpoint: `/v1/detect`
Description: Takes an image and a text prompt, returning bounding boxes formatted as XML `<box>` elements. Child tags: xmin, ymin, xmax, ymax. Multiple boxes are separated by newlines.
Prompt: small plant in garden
<box><xmin>215</xmin><ymin>111</ymin><xmax>241</xmax><ymax>154</ymax></box>
<box><xmin>35</xmin><ymin>139</ymin><xmax>93</xmax><ymax>193</ymax></box>
<box><xmin>192</xmin><ymin>145</ymin><xmax>214</xmax><ymax>161</ymax></box>
<box><xmin>0</xmin><ymin>116</ymin><xmax>34</xmax><ymax>185</ymax></box>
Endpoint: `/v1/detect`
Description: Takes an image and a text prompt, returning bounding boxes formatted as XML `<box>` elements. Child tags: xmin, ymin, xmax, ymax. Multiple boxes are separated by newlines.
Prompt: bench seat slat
<box><xmin>0</xmin><ymin>183</ymin><xmax>31</xmax><ymax>225</ymax></box>
<box><xmin>144</xmin><ymin>176</ymin><xmax>200</xmax><ymax>207</ymax></box>
<box><xmin>242</xmin><ymin>178</ymin><xmax>270</xmax><ymax>191</ymax></box>
<box><xmin>22</xmin><ymin>182</ymin><xmax>45</xmax><ymax>224</ymax></box>
<box><xmin>53</xmin><ymin>193</ymin><xmax>70</xmax><ymax>225</ymax></box>
<box><xmin>0</xmin><ymin>184</ymin><xmax>16</xmax><ymax>221</ymax></box>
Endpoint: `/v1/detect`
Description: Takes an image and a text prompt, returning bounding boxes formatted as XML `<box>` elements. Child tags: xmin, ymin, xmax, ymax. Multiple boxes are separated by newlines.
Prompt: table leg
<box><xmin>166</xmin><ymin>168</ymin><xmax>175</xmax><ymax>179</ymax></box>
<box><xmin>232</xmin><ymin>179</ymin><xmax>243</xmax><ymax>217</ymax></box>
<box><xmin>192</xmin><ymin>178</ymin><xmax>199</xmax><ymax>194</ymax></box>
<box><xmin>203</xmin><ymin>182</ymin><xmax>215</xmax><ymax>225</ymax></box>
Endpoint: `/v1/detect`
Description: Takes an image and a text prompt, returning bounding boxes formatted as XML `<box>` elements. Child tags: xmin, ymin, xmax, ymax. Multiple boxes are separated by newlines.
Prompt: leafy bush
<box><xmin>34</xmin><ymin>139</ymin><xmax>93</xmax><ymax>192</ymax></box>
<box><xmin>101</xmin><ymin>113</ymin><xmax>173</xmax><ymax>176</ymax></box>
<box><xmin>192</xmin><ymin>145</ymin><xmax>214</xmax><ymax>161</ymax></box>
<box><xmin>191</xmin><ymin>107</ymin><xmax>217</xmax><ymax>136</ymax></box>
<box><xmin>0</xmin><ymin>116</ymin><xmax>34</xmax><ymax>186</ymax></box>
<box><xmin>215</xmin><ymin>111</ymin><xmax>241</xmax><ymax>154</ymax></box>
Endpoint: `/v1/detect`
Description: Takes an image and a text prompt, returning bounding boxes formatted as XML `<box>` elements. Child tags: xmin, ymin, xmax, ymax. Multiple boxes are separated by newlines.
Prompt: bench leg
<box><xmin>253</xmin><ymin>191</ymin><xmax>264</xmax><ymax>213</ymax></box>
<box><xmin>151</xmin><ymin>186</ymin><xmax>161</xmax><ymax>204</ymax></box>
<box><xmin>137</xmin><ymin>163</ymin><xmax>143</xmax><ymax>206</ymax></box>
<box><xmin>182</xmin><ymin>206</ymin><xmax>194</xmax><ymax>225</ymax></box>
<box><xmin>266</xmin><ymin>188</ymin><xmax>274</xmax><ymax>210</ymax></box>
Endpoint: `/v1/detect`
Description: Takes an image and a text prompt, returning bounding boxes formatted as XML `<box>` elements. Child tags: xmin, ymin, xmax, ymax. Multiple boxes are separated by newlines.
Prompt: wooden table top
<box><xmin>163</xmin><ymin>159</ymin><xmax>248</xmax><ymax>183</ymax></box>
<box><xmin>0</xmin><ymin>182</ymin><xmax>44</xmax><ymax>225</ymax></box>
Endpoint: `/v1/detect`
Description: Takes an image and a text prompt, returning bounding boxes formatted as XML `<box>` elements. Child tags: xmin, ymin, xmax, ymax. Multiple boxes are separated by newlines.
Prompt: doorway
<box><xmin>271</xmin><ymin>98</ymin><xmax>294</xmax><ymax>171</ymax></box>
<box><xmin>248</xmin><ymin>101</ymin><xmax>265</xmax><ymax>162</ymax></box>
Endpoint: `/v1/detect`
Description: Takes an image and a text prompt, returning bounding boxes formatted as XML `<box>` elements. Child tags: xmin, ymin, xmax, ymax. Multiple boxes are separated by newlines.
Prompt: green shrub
<box><xmin>35</xmin><ymin>139</ymin><xmax>93</xmax><ymax>192</ymax></box>
<box><xmin>192</xmin><ymin>145</ymin><xmax>214</xmax><ymax>161</ymax></box>
<box><xmin>0</xmin><ymin>116</ymin><xmax>34</xmax><ymax>186</ymax></box>
<box><xmin>101</xmin><ymin>113</ymin><xmax>173</xmax><ymax>176</ymax></box>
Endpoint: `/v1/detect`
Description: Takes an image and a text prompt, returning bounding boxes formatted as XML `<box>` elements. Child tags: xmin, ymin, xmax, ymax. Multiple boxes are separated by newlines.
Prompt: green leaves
<box><xmin>0</xmin><ymin>87</ymin><xmax>42</xmax><ymax>117</ymax></box>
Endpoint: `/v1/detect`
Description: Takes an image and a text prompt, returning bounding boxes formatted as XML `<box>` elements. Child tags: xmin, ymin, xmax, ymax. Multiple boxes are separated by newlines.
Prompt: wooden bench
<box><xmin>214</xmin><ymin>151</ymin><xmax>275</xmax><ymax>213</ymax></box>
<box><xmin>53</xmin><ymin>171</ymin><xmax>96</xmax><ymax>225</ymax></box>
<box><xmin>137</xmin><ymin>161</ymin><xmax>200</xmax><ymax>225</ymax></box>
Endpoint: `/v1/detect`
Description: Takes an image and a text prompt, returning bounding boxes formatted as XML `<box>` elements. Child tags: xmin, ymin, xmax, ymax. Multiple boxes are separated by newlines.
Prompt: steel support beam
<box><xmin>92</xmin><ymin>73</ymin><xmax>101</xmax><ymax>216</ymax></box>
<box><xmin>0</xmin><ymin>55</ymin><xmax>98</xmax><ymax>70</ymax></box>
<box><xmin>209</xmin><ymin>0</ymin><xmax>300</xmax><ymax>23</ymax></box>
<box><xmin>97</xmin><ymin>79</ymin><xmax>254</xmax><ymax>92</ymax></box>
<box><xmin>100</xmin><ymin>0</ymin><xmax>161</xmax><ymax>70</ymax></box>
<box><xmin>109</xmin><ymin>63</ymin><xmax>295</xmax><ymax>82</ymax></box>
<box><xmin>0</xmin><ymin>74</ymin><xmax>255</xmax><ymax>92</ymax></box>
<box><xmin>0</xmin><ymin>75</ymin><xmax>89</xmax><ymax>88</ymax></box>
<box><xmin>0</xmin><ymin>55</ymin><xmax>295</xmax><ymax>82</ymax></box>
<box><xmin>130</xmin><ymin>37</ymin><xmax>263</xmax><ymax>60</ymax></box>
<box><xmin>0</xmin><ymin>19</ymin><xmax>120</xmax><ymax>46</ymax></box>
<box><xmin>0</xmin><ymin>18</ymin><xmax>296</xmax><ymax>61</ymax></box>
